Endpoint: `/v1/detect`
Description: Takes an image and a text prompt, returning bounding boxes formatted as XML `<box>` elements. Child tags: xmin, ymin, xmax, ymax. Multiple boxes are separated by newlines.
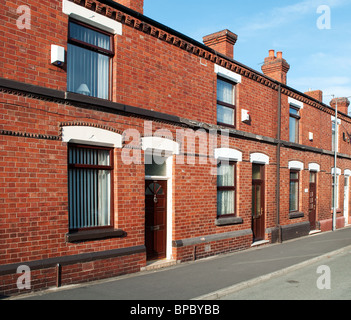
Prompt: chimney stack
<box><xmin>330</xmin><ymin>97</ymin><xmax>350</xmax><ymax>115</ymax></box>
<box><xmin>305</xmin><ymin>89</ymin><xmax>323</xmax><ymax>103</ymax></box>
<box><xmin>116</xmin><ymin>0</ymin><xmax>144</xmax><ymax>14</ymax></box>
<box><xmin>261</xmin><ymin>50</ymin><xmax>290</xmax><ymax>84</ymax></box>
<box><xmin>203</xmin><ymin>29</ymin><xmax>238</xmax><ymax>59</ymax></box>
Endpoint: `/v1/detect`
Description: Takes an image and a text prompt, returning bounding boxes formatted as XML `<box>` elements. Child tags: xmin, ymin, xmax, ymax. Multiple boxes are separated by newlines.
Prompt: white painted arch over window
<box><xmin>214</xmin><ymin>148</ymin><xmax>242</xmax><ymax>162</ymax></box>
<box><xmin>250</xmin><ymin>152</ymin><xmax>269</xmax><ymax>165</ymax></box>
<box><xmin>331</xmin><ymin>167</ymin><xmax>341</xmax><ymax>175</ymax></box>
<box><xmin>344</xmin><ymin>169</ymin><xmax>351</xmax><ymax>176</ymax></box>
<box><xmin>288</xmin><ymin>160</ymin><xmax>304</xmax><ymax>171</ymax></box>
<box><xmin>62</xmin><ymin>126</ymin><xmax>122</xmax><ymax>148</ymax></box>
<box><xmin>308</xmin><ymin>163</ymin><xmax>320</xmax><ymax>172</ymax></box>
<box><xmin>141</xmin><ymin>136</ymin><xmax>180</xmax><ymax>155</ymax></box>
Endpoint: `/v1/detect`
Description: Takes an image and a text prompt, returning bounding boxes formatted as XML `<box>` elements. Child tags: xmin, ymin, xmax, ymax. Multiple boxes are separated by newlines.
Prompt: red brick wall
<box><xmin>2</xmin><ymin>0</ymin><xmax>351</xmax><ymax>297</ymax></box>
<box><xmin>0</xmin><ymin>0</ymin><xmax>67</xmax><ymax>91</ymax></box>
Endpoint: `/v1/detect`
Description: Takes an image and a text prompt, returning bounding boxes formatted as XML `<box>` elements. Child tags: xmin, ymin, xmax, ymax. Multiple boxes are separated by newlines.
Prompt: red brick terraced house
<box><xmin>1</xmin><ymin>0</ymin><xmax>351</xmax><ymax>296</ymax></box>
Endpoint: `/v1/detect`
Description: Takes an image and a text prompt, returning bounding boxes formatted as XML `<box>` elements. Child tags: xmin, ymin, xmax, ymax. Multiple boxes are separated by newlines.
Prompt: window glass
<box><xmin>217</xmin><ymin>78</ymin><xmax>235</xmax><ymax>126</ymax></box>
<box><xmin>289</xmin><ymin>107</ymin><xmax>300</xmax><ymax>143</ymax></box>
<box><xmin>217</xmin><ymin>163</ymin><xmax>236</xmax><ymax>217</ymax></box>
<box><xmin>67</xmin><ymin>21</ymin><xmax>112</xmax><ymax>100</ymax></box>
<box><xmin>217</xmin><ymin>79</ymin><xmax>234</xmax><ymax>104</ymax></box>
<box><xmin>217</xmin><ymin>190</ymin><xmax>235</xmax><ymax>216</ymax></box>
<box><xmin>68</xmin><ymin>145</ymin><xmax>112</xmax><ymax>230</ymax></box>
<box><xmin>252</xmin><ymin>165</ymin><xmax>262</xmax><ymax>180</ymax></box>
<box><xmin>145</xmin><ymin>155</ymin><xmax>167</xmax><ymax>176</ymax></box>
<box><xmin>69</xmin><ymin>22</ymin><xmax>111</xmax><ymax>50</ymax></box>
<box><xmin>289</xmin><ymin>170</ymin><xmax>299</xmax><ymax>212</ymax></box>
<box><xmin>217</xmin><ymin>164</ymin><xmax>235</xmax><ymax>187</ymax></box>
<box><xmin>217</xmin><ymin>104</ymin><xmax>234</xmax><ymax>125</ymax></box>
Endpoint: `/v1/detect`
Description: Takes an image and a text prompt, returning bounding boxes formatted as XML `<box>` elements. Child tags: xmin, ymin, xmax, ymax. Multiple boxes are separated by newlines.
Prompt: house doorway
<box><xmin>145</xmin><ymin>180</ymin><xmax>167</xmax><ymax>261</ymax></box>
<box><xmin>252</xmin><ymin>164</ymin><xmax>265</xmax><ymax>241</ymax></box>
<box><xmin>344</xmin><ymin>176</ymin><xmax>349</xmax><ymax>225</ymax></box>
<box><xmin>309</xmin><ymin>172</ymin><xmax>317</xmax><ymax>230</ymax></box>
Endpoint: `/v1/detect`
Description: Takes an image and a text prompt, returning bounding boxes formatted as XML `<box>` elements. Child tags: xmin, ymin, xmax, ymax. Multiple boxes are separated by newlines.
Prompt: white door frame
<box><xmin>344</xmin><ymin>173</ymin><xmax>350</xmax><ymax>225</ymax></box>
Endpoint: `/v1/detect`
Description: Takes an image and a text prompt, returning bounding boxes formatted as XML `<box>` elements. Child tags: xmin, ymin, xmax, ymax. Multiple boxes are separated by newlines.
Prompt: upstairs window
<box><xmin>289</xmin><ymin>106</ymin><xmax>300</xmax><ymax>143</ymax></box>
<box><xmin>67</xmin><ymin>20</ymin><xmax>114</xmax><ymax>100</ymax></box>
<box><xmin>217</xmin><ymin>78</ymin><xmax>236</xmax><ymax>127</ymax></box>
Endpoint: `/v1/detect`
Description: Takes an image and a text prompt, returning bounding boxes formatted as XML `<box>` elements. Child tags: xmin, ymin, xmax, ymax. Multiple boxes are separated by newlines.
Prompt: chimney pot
<box><xmin>261</xmin><ymin>50</ymin><xmax>290</xmax><ymax>84</ymax></box>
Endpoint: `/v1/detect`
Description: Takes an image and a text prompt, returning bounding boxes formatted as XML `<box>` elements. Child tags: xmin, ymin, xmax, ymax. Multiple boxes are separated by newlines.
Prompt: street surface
<box><xmin>8</xmin><ymin>227</ymin><xmax>351</xmax><ymax>301</ymax></box>
<box><xmin>219</xmin><ymin>249</ymin><xmax>351</xmax><ymax>300</ymax></box>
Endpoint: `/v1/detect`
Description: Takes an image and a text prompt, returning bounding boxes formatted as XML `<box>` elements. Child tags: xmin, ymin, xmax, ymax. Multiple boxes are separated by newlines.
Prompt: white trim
<box><xmin>142</xmin><ymin>137</ymin><xmax>180</xmax><ymax>155</ymax></box>
<box><xmin>331</xmin><ymin>167</ymin><xmax>341</xmax><ymax>175</ymax></box>
<box><xmin>250</xmin><ymin>153</ymin><xmax>269</xmax><ymax>165</ymax></box>
<box><xmin>308</xmin><ymin>163</ymin><xmax>320</xmax><ymax>172</ymax></box>
<box><xmin>288</xmin><ymin>160</ymin><xmax>304</xmax><ymax>171</ymax></box>
<box><xmin>215</xmin><ymin>64</ymin><xmax>242</xmax><ymax>83</ymax></box>
<box><xmin>344</xmin><ymin>169</ymin><xmax>351</xmax><ymax>176</ymax></box>
<box><xmin>165</xmin><ymin>156</ymin><xmax>173</xmax><ymax>260</ymax></box>
<box><xmin>331</xmin><ymin>115</ymin><xmax>341</xmax><ymax>125</ymax></box>
<box><xmin>62</xmin><ymin>126</ymin><xmax>122</xmax><ymax>148</ymax></box>
<box><xmin>214</xmin><ymin>148</ymin><xmax>242</xmax><ymax>162</ymax></box>
<box><xmin>62</xmin><ymin>0</ymin><xmax>122</xmax><ymax>35</ymax></box>
<box><xmin>143</xmin><ymin>141</ymin><xmax>175</xmax><ymax>260</ymax></box>
<box><xmin>145</xmin><ymin>176</ymin><xmax>170</xmax><ymax>181</ymax></box>
<box><xmin>288</xmin><ymin>97</ymin><xmax>304</xmax><ymax>109</ymax></box>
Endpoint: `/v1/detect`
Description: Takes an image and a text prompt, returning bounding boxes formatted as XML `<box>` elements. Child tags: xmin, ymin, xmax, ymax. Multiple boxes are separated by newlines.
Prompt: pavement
<box><xmin>11</xmin><ymin>226</ymin><xmax>351</xmax><ymax>300</ymax></box>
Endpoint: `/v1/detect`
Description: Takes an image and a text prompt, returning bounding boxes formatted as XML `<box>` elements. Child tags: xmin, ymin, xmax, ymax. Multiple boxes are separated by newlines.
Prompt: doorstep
<box><xmin>309</xmin><ymin>229</ymin><xmax>322</xmax><ymax>235</ymax></box>
<box><xmin>251</xmin><ymin>240</ymin><xmax>269</xmax><ymax>247</ymax></box>
<box><xmin>141</xmin><ymin>259</ymin><xmax>179</xmax><ymax>271</ymax></box>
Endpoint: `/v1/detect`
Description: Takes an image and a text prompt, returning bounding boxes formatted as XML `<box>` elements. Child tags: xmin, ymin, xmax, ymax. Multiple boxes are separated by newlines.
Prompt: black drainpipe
<box><xmin>276</xmin><ymin>84</ymin><xmax>282</xmax><ymax>243</ymax></box>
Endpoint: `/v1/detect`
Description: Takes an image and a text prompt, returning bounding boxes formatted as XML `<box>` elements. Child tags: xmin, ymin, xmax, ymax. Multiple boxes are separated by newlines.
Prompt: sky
<box><xmin>143</xmin><ymin>0</ymin><xmax>351</xmax><ymax>106</ymax></box>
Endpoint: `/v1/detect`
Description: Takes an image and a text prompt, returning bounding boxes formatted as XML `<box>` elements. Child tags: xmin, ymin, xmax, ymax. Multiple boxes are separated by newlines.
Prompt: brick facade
<box><xmin>1</xmin><ymin>0</ymin><xmax>351</xmax><ymax>297</ymax></box>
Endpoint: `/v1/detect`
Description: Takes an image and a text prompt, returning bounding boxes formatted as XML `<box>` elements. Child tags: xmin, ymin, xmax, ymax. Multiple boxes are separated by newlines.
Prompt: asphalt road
<box><xmin>9</xmin><ymin>227</ymin><xmax>351</xmax><ymax>301</ymax></box>
<box><xmin>219</xmin><ymin>248</ymin><xmax>351</xmax><ymax>300</ymax></box>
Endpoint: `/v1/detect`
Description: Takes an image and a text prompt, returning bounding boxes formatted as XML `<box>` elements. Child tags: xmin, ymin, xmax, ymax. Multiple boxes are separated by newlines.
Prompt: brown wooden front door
<box><xmin>309</xmin><ymin>172</ymin><xmax>317</xmax><ymax>230</ymax></box>
<box><xmin>252</xmin><ymin>164</ymin><xmax>265</xmax><ymax>241</ymax></box>
<box><xmin>145</xmin><ymin>180</ymin><xmax>167</xmax><ymax>261</ymax></box>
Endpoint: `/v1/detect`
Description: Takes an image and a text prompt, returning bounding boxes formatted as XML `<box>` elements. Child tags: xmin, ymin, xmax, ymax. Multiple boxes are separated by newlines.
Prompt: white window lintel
<box><xmin>62</xmin><ymin>126</ymin><xmax>122</xmax><ymax>148</ymax></box>
<box><xmin>250</xmin><ymin>153</ymin><xmax>269</xmax><ymax>165</ymax></box>
<box><xmin>215</xmin><ymin>148</ymin><xmax>242</xmax><ymax>162</ymax></box>
<box><xmin>289</xmin><ymin>160</ymin><xmax>304</xmax><ymax>171</ymax></box>
<box><xmin>215</xmin><ymin>64</ymin><xmax>242</xmax><ymax>84</ymax></box>
<box><xmin>288</xmin><ymin>97</ymin><xmax>303</xmax><ymax>109</ymax></box>
<box><xmin>62</xmin><ymin>0</ymin><xmax>122</xmax><ymax>35</ymax></box>
<box><xmin>308</xmin><ymin>163</ymin><xmax>320</xmax><ymax>172</ymax></box>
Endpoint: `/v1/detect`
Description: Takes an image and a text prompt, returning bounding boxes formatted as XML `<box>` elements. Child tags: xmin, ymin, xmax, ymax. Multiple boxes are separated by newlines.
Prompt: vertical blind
<box><xmin>68</xmin><ymin>146</ymin><xmax>112</xmax><ymax>230</ymax></box>
<box><xmin>67</xmin><ymin>22</ymin><xmax>111</xmax><ymax>100</ymax></box>
<box><xmin>217</xmin><ymin>163</ymin><xmax>235</xmax><ymax>216</ymax></box>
